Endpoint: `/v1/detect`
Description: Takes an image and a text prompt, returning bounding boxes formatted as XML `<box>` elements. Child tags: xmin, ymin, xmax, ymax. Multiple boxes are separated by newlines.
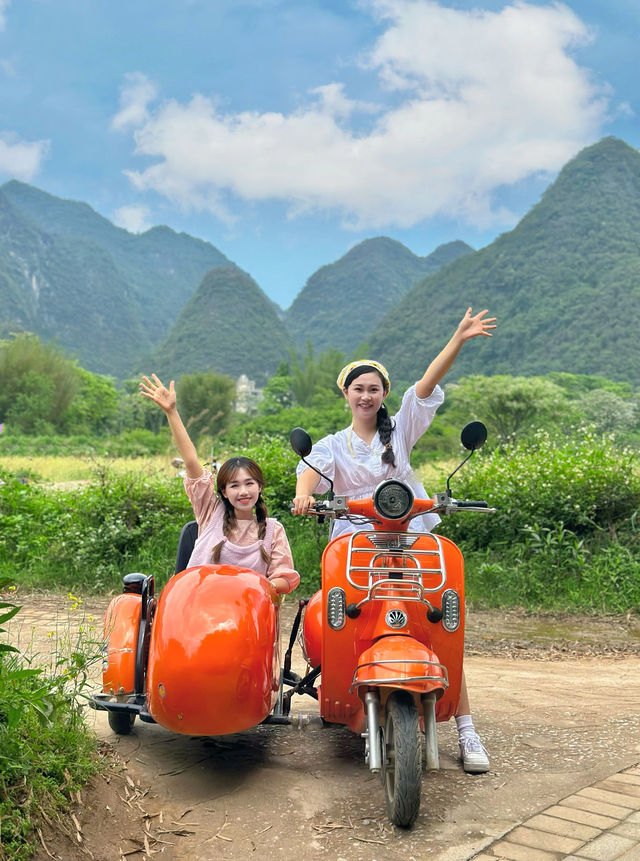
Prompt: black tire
<box><xmin>108</xmin><ymin>710</ymin><xmax>135</xmax><ymax>735</ymax></box>
<box><xmin>382</xmin><ymin>692</ymin><xmax>422</xmax><ymax>827</ymax></box>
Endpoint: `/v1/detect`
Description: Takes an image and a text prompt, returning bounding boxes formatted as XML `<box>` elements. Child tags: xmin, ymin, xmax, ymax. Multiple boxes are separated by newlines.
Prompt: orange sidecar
<box><xmin>93</xmin><ymin>558</ymin><xmax>284</xmax><ymax>736</ymax></box>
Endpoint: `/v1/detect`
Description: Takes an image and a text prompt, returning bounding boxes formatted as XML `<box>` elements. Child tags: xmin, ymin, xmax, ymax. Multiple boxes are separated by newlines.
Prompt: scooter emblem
<box><xmin>385</xmin><ymin>608</ymin><xmax>408</xmax><ymax>629</ymax></box>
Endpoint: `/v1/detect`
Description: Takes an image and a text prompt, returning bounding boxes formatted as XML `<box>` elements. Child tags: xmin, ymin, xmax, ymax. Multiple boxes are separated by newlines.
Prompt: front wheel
<box><xmin>108</xmin><ymin>710</ymin><xmax>136</xmax><ymax>735</ymax></box>
<box><xmin>382</xmin><ymin>691</ymin><xmax>422</xmax><ymax>827</ymax></box>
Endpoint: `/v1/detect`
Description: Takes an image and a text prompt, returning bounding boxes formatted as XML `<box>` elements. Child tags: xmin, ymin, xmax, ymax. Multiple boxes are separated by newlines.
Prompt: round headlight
<box><xmin>373</xmin><ymin>480</ymin><xmax>414</xmax><ymax>520</ymax></box>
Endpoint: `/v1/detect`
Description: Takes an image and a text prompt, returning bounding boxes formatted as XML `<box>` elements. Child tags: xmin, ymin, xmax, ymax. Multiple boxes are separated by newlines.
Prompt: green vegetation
<box><xmin>0</xmin><ymin>582</ymin><xmax>100</xmax><ymax>859</ymax></box>
<box><xmin>149</xmin><ymin>266</ymin><xmax>293</xmax><ymax>385</ymax></box>
<box><xmin>370</xmin><ymin>137</ymin><xmax>640</xmax><ymax>388</ymax></box>
<box><xmin>285</xmin><ymin>236</ymin><xmax>472</xmax><ymax>353</ymax></box>
<box><xmin>439</xmin><ymin>431</ymin><xmax>640</xmax><ymax>612</ymax></box>
<box><xmin>1</xmin><ymin>330</ymin><xmax>638</xmax><ymax>607</ymax></box>
<box><xmin>0</xmin><ymin>467</ymin><xmax>192</xmax><ymax>591</ymax></box>
<box><xmin>0</xmin><ymin>180</ymin><xmax>231</xmax><ymax>378</ymax></box>
<box><xmin>176</xmin><ymin>370</ymin><xmax>235</xmax><ymax>439</ymax></box>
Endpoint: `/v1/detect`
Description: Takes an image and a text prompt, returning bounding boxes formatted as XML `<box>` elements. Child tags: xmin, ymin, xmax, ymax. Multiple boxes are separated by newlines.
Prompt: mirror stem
<box><xmin>446</xmin><ymin>450</ymin><xmax>474</xmax><ymax>494</ymax></box>
<box><xmin>301</xmin><ymin>457</ymin><xmax>334</xmax><ymax>500</ymax></box>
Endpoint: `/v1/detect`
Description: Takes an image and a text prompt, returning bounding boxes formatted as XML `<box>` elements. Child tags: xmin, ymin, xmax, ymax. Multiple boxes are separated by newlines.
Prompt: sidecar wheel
<box><xmin>382</xmin><ymin>691</ymin><xmax>421</xmax><ymax>827</ymax></box>
<box><xmin>108</xmin><ymin>710</ymin><xmax>136</xmax><ymax>735</ymax></box>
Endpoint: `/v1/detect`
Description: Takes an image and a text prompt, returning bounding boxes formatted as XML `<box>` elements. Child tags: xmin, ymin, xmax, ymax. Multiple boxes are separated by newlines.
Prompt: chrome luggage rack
<box><xmin>345</xmin><ymin>530</ymin><xmax>448</xmax><ymax>598</ymax></box>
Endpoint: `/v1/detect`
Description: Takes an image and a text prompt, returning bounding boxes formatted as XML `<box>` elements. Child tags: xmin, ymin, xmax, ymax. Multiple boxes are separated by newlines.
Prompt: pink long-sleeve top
<box><xmin>183</xmin><ymin>470</ymin><xmax>300</xmax><ymax>593</ymax></box>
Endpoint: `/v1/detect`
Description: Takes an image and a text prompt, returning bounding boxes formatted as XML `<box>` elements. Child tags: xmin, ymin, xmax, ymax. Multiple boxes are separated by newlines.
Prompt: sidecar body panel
<box><xmin>146</xmin><ymin>564</ymin><xmax>280</xmax><ymax>735</ymax></box>
<box><xmin>102</xmin><ymin>594</ymin><xmax>141</xmax><ymax>696</ymax></box>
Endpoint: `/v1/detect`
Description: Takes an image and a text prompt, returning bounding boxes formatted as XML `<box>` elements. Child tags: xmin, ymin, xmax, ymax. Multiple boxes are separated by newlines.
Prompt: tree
<box><xmin>0</xmin><ymin>334</ymin><xmax>79</xmax><ymax>434</ymax></box>
<box><xmin>118</xmin><ymin>378</ymin><xmax>168</xmax><ymax>434</ymax></box>
<box><xmin>60</xmin><ymin>368</ymin><xmax>119</xmax><ymax>435</ymax></box>
<box><xmin>176</xmin><ymin>371</ymin><xmax>235</xmax><ymax>440</ymax></box>
<box><xmin>579</xmin><ymin>389</ymin><xmax>637</xmax><ymax>434</ymax></box>
<box><xmin>444</xmin><ymin>375</ymin><xmax>573</xmax><ymax>445</ymax></box>
<box><xmin>259</xmin><ymin>361</ymin><xmax>294</xmax><ymax>415</ymax></box>
<box><xmin>290</xmin><ymin>345</ymin><xmax>347</xmax><ymax>407</ymax></box>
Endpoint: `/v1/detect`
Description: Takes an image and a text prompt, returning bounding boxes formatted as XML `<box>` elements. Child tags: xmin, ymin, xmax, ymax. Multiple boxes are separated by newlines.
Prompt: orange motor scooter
<box><xmin>286</xmin><ymin>421</ymin><xmax>494</xmax><ymax>827</ymax></box>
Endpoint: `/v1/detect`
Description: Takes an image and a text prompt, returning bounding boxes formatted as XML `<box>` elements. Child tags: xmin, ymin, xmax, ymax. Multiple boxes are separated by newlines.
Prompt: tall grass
<box><xmin>439</xmin><ymin>430</ymin><xmax>640</xmax><ymax>612</ymax></box>
<box><xmin>0</xmin><ymin>582</ymin><xmax>101</xmax><ymax>859</ymax></box>
<box><xmin>1</xmin><ymin>454</ymin><xmax>175</xmax><ymax>484</ymax></box>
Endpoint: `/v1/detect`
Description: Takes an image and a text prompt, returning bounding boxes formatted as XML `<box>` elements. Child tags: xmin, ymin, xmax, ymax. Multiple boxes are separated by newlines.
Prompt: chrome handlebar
<box><xmin>292</xmin><ymin>493</ymin><xmax>496</xmax><ymax>519</ymax></box>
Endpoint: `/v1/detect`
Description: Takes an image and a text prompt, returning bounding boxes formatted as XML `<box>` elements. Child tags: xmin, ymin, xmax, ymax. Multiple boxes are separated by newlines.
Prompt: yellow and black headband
<box><xmin>336</xmin><ymin>360</ymin><xmax>390</xmax><ymax>392</ymax></box>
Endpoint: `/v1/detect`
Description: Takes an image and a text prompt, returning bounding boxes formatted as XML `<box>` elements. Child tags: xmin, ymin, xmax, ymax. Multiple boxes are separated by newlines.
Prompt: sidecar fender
<box><xmin>102</xmin><ymin>593</ymin><xmax>142</xmax><ymax>696</ymax></box>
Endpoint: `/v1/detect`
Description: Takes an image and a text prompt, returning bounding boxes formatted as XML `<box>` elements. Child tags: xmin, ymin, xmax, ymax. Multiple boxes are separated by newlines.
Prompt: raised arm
<box><xmin>415</xmin><ymin>308</ymin><xmax>496</xmax><ymax>399</ymax></box>
<box><xmin>139</xmin><ymin>374</ymin><xmax>203</xmax><ymax>479</ymax></box>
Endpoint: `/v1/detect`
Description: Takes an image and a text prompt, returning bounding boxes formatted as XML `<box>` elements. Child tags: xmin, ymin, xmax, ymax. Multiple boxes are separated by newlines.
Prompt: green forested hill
<box><xmin>369</xmin><ymin>137</ymin><xmax>640</xmax><ymax>387</ymax></box>
<box><xmin>285</xmin><ymin>236</ymin><xmax>473</xmax><ymax>353</ymax></box>
<box><xmin>3</xmin><ymin>137</ymin><xmax>640</xmax><ymax>387</ymax></box>
<box><xmin>0</xmin><ymin>181</ymin><xmax>234</xmax><ymax>372</ymax></box>
<box><xmin>0</xmin><ymin>190</ymin><xmax>151</xmax><ymax>376</ymax></box>
<box><xmin>147</xmin><ymin>266</ymin><xmax>293</xmax><ymax>384</ymax></box>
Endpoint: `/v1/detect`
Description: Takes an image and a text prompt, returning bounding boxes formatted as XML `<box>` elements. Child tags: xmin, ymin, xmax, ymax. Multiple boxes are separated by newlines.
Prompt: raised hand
<box><xmin>139</xmin><ymin>374</ymin><xmax>176</xmax><ymax>414</ymax></box>
<box><xmin>456</xmin><ymin>307</ymin><xmax>497</xmax><ymax>341</ymax></box>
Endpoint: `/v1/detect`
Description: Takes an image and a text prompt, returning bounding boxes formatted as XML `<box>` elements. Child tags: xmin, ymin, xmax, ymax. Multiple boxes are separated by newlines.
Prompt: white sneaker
<box><xmin>459</xmin><ymin>734</ymin><xmax>490</xmax><ymax>773</ymax></box>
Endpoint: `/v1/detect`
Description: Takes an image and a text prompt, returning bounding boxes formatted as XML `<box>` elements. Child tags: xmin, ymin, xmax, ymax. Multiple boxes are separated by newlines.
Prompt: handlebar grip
<box><xmin>455</xmin><ymin>500</ymin><xmax>488</xmax><ymax>508</ymax></box>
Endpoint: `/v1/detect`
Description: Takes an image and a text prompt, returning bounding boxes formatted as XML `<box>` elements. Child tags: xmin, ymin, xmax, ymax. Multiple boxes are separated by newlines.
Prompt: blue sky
<box><xmin>0</xmin><ymin>0</ymin><xmax>638</xmax><ymax>309</ymax></box>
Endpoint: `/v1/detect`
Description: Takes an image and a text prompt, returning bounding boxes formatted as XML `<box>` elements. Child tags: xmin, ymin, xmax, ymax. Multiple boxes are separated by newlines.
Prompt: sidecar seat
<box><xmin>174</xmin><ymin>520</ymin><xmax>198</xmax><ymax>574</ymax></box>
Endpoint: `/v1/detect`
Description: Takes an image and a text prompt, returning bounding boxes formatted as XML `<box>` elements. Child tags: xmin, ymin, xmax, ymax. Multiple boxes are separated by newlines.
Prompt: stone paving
<box><xmin>472</xmin><ymin>763</ymin><xmax>640</xmax><ymax>861</ymax></box>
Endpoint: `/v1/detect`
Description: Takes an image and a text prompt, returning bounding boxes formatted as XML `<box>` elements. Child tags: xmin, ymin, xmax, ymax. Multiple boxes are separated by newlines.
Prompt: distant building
<box><xmin>235</xmin><ymin>374</ymin><xmax>263</xmax><ymax>414</ymax></box>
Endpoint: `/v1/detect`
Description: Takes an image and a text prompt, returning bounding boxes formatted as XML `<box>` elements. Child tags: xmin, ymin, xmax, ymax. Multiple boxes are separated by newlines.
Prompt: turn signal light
<box><xmin>441</xmin><ymin>589</ymin><xmax>460</xmax><ymax>632</ymax></box>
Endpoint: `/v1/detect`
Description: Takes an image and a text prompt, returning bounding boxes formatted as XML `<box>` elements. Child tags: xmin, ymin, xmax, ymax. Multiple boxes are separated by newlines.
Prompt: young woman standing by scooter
<box><xmin>292</xmin><ymin>307</ymin><xmax>496</xmax><ymax>772</ymax></box>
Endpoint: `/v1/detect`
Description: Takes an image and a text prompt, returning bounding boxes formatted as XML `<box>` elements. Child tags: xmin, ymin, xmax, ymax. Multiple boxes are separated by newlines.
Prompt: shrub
<box><xmin>439</xmin><ymin>431</ymin><xmax>640</xmax><ymax>611</ymax></box>
<box><xmin>440</xmin><ymin>430</ymin><xmax>640</xmax><ymax>549</ymax></box>
<box><xmin>0</xmin><ymin>467</ymin><xmax>192</xmax><ymax>591</ymax></box>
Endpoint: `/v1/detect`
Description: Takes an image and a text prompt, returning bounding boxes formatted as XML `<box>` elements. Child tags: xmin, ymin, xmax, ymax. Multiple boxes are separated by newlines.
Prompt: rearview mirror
<box><xmin>460</xmin><ymin>421</ymin><xmax>487</xmax><ymax>452</ymax></box>
<box><xmin>289</xmin><ymin>427</ymin><xmax>313</xmax><ymax>458</ymax></box>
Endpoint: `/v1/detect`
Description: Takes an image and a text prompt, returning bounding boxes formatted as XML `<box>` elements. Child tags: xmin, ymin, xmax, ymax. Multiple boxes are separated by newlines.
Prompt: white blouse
<box><xmin>296</xmin><ymin>383</ymin><xmax>445</xmax><ymax>538</ymax></box>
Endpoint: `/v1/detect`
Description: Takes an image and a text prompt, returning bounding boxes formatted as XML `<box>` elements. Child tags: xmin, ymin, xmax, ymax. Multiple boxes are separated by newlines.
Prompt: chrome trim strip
<box><xmin>349</xmin><ymin>658</ymin><xmax>449</xmax><ymax>694</ymax></box>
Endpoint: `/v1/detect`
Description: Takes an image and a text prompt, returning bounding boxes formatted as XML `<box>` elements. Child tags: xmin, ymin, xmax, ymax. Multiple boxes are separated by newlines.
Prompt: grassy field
<box><xmin>4</xmin><ymin>453</ymin><xmax>458</xmax><ymax>493</ymax></box>
<box><xmin>1</xmin><ymin>454</ymin><xmax>177</xmax><ymax>484</ymax></box>
<box><xmin>415</xmin><ymin>458</ymin><xmax>458</xmax><ymax>491</ymax></box>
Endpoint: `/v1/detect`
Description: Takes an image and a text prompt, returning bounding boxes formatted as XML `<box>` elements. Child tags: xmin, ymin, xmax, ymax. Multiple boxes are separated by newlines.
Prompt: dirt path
<box><xmin>7</xmin><ymin>593</ymin><xmax>640</xmax><ymax>861</ymax></box>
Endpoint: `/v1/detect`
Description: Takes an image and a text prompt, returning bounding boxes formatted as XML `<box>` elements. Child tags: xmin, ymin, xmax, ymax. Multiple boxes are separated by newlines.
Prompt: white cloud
<box><xmin>114</xmin><ymin>1</ymin><xmax>610</xmax><ymax>230</ymax></box>
<box><xmin>111</xmin><ymin>72</ymin><xmax>158</xmax><ymax>132</ymax></box>
<box><xmin>0</xmin><ymin>132</ymin><xmax>49</xmax><ymax>180</ymax></box>
<box><xmin>0</xmin><ymin>0</ymin><xmax>10</xmax><ymax>31</ymax></box>
<box><xmin>113</xmin><ymin>204</ymin><xmax>152</xmax><ymax>233</ymax></box>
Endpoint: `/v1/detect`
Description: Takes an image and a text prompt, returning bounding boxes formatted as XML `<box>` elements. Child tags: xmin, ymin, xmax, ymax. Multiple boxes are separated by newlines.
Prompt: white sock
<box><xmin>455</xmin><ymin>714</ymin><xmax>477</xmax><ymax>740</ymax></box>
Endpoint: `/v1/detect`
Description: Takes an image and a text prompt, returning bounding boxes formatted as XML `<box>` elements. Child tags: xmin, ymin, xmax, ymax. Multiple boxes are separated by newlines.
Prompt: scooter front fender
<box><xmin>345</xmin><ymin>636</ymin><xmax>447</xmax><ymax>734</ymax></box>
<box><xmin>352</xmin><ymin>636</ymin><xmax>447</xmax><ymax>699</ymax></box>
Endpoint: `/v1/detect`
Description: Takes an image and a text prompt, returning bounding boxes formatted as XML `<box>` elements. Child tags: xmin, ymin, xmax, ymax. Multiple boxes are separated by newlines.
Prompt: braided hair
<box><xmin>343</xmin><ymin>365</ymin><xmax>396</xmax><ymax>467</ymax></box>
<box><xmin>210</xmin><ymin>456</ymin><xmax>270</xmax><ymax>565</ymax></box>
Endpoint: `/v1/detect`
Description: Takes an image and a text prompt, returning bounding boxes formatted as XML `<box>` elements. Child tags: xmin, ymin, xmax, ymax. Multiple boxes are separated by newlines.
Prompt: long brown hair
<box><xmin>211</xmin><ymin>456</ymin><xmax>270</xmax><ymax>565</ymax></box>
<box><xmin>343</xmin><ymin>365</ymin><xmax>396</xmax><ymax>467</ymax></box>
